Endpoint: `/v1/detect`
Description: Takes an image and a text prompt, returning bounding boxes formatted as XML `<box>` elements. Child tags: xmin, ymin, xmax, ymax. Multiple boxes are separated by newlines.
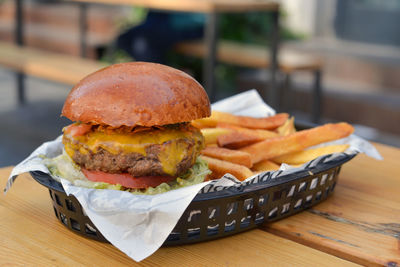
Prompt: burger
<box><xmin>46</xmin><ymin>62</ymin><xmax>211</xmax><ymax>194</ymax></box>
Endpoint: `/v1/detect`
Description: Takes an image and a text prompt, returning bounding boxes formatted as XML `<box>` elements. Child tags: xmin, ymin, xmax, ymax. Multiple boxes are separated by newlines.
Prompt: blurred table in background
<box><xmin>69</xmin><ymin>0</ymin><xmax>281</xmax><ymax>105</ymax></box>
<box><xmin>11</xmin><ymin>0</ymin><xmax>280</xmax><ymax>106</ymax></box>
<box><xmin>7</xmin><ymin>0</ymin><xmax>324</xmax><ymax>122</ymax></box>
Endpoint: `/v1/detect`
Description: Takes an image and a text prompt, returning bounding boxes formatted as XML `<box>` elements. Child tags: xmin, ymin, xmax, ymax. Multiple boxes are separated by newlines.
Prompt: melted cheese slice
<box><xmin>63</xmin><ymin>124</ymin><xmax>204</xmax><ymax>176</ymax></box>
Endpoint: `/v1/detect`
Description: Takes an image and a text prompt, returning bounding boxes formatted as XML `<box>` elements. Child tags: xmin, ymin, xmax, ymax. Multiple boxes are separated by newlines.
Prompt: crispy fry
<box><xmin>201</xmin><ymin>128</ymin><xmax>232</xmax><ymax>145</ymax></box>
<box><xmin>191</xmin><ymin>117</ymin><xmax>218</xmax><ymax>129</ymax></box>
<box><xmin>277</xmin><ymin>117</ymin><xmax>296</xmax><ymax>136</ymax></box>
<box><xmin>216</xmin><ymin>123</ymin><xmax>278</xmax><ymax>148</ymax></box>
<box><xmin>193</xmin><ymin>111</ymin><xmax>288</xmax><ymax>130</ymax></box>
<box><xmin>201</xmin><ymin>146</ymin><xmax>252</xmax><ymax>168</ymax></box>
<box><xmin>272</xmin><ymin>144</ymin><xmax>350</xmax><ymax>165</ymax></box>
<box><xmin>207</xmin><ymin>143</ymin><xmax>219</xmax><ymax>147</ymax></box>
<box><xmin>204</xmin><ymin>173</ymin><xmax>218</xmax><ymax>181</ymax></box>
<box><xmin>217</xmin><ymin>122</ymin><xmax>278</xmax><ymax>139</ymax></box>
<box><xmin>200</xmin><ymin>156</ymin><xmax>253</xmax><ymax>181</ymax></box>
<box><xmin>218</xmin><ymin>132</ymin><xmax>263</xmax><ymax>149</ymax></box>
<box><xmin>240</xmin><ymin>123</ymin><xmax>354</xmax><ymax>164</ymax></box>
<box><xmin>252</xmin><ymin>160</ymin><xmax>280</xmax><ymax>173</ymax></box>
<box><xmin>211</xmin><ymin>111</ymin><xmax>289</xmax><ymax>129</ymax></box>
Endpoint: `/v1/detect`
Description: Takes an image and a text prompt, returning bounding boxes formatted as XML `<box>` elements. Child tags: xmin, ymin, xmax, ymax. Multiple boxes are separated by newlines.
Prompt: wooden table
<box><xmin>1</xmin><ymin>142</ymin><xmax>399</xmax><ymax>266</ymax></box>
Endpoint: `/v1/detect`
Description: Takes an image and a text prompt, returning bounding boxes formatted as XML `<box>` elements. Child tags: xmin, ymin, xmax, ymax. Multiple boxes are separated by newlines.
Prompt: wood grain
<box><xmin>0</xmin><ymin>167</ymin><xmax>356</xmax><ymax>266</ymax></box>
<box><xmin>0</xmin><ymin>41</ymin><xmax>106</xmax><ymax>85</ymax></box>
<box><xmin>174</xmin><ymin>40</ymin><xmax>322</xmax><ymax>72</ymax></box>
<box><xmin>67</xmin><ymin>0</ymin><xmax>279</xmax><ymax>13</ymax></box>
<box><xmin>261</xmin><ymin>143</ymin><xmax>400</xmax><ymax>266</ymax></box>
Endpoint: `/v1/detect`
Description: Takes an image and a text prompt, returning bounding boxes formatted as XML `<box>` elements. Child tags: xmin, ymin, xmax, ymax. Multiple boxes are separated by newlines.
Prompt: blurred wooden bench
<box><xmin>0</xmin><ymin>41</ymin><xmax>107</xmax><ymax>86</ymax></box>
<box><xmin>174</xmin><ymin>40</ymin><xmax>323</xmax><ymax>122</ymax></box>
<box><xmin>0</xmin><ymin>39</ymin><xmax>323</xmax><ymax>122</ymax></box>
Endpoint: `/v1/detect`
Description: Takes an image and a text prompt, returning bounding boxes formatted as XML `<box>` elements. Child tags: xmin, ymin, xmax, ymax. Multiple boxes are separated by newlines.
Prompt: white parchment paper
<box><xmin>4</xmin><ymin>90</ymin><xmax>382</xmax><ymax>262</ymax></box>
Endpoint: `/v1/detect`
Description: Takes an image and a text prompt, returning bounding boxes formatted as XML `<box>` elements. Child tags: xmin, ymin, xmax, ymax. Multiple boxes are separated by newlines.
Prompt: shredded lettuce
<box><xmin>43</xmin><ymin>150</ymin><xmax>210</xmax><ymax>195</ymax></box>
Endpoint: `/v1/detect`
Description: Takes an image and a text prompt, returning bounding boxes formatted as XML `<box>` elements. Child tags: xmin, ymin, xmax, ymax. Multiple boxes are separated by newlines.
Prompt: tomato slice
<box><xmin>81</xmin><ymin>169</ymin><xmax>176</xmax><ymax>189</ymax></box>
<box><xmin>64</xmin><ymin>123</ymin><xmax>92</xmax><ymax>137</ymax></box>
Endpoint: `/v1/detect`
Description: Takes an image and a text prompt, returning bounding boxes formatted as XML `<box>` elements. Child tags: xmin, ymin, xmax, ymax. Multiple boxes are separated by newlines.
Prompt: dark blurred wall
<box><xmin>335</xmin><ymin>0</ymin><xmax>400</xmax><ymax>46</ymax></box>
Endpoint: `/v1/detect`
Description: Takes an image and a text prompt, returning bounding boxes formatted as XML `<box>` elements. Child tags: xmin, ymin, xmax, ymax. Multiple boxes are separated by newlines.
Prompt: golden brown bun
<box><xmin>62</xmin><ymin>62</ymin><xmax>211</xmax><ymax>127</ymax></box>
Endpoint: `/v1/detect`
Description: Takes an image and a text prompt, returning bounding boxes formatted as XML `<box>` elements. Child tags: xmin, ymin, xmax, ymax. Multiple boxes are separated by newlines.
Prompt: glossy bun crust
<box><xmin>62</xmin><ymin>62</ymin><xmax>211</xmax><ymax>127</ymax></box>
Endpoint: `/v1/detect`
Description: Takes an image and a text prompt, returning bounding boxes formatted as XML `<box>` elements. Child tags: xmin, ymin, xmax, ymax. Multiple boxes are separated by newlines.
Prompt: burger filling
<box><xmin>63</xmin><ymin>122</ymin><xmax>204</xmax><ymax>177</ymax></box>
<box><xmin>44</xmin><ymin>122</ymin><xmax>210</xmax><ymax>194</ymax></box>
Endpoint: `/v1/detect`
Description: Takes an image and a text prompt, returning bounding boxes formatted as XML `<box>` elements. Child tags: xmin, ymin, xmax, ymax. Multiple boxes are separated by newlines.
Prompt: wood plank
<box><xmin>68</xmin><ymin>0</ymin><xmax>279</xmax><ymax>13</ymax></box>
<box><xmin>261</xmin><ymin>143</ymin><xmax>400</xmax><ymax>266</ymax></box>
<box><xmin>174</xmin><ymin>40</ymin><xmax>322</xmax><ymax>72</ymax></box>
<box><xmin>0</xmin><ymin>41</ymin><xmax>106</xmax><ymax>85</ymax></box>
<box><xmin>0</xmin><ymin>167</ymin><xmax>357</xmax><ymax>266</ymax></box>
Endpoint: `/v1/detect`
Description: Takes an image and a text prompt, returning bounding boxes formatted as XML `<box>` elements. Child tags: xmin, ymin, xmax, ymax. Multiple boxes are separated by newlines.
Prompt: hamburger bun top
<box><xmin>62</xmin><ymin>62</ymin><xmax>211</xmax><ymax>127</ymax></box>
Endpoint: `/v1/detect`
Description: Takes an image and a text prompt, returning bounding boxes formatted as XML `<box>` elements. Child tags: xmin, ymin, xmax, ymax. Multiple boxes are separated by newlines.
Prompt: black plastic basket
<box><xmin>30</xmin><ymin>151</ymin><xmax>355</xmax><ymax>245</ymax></box>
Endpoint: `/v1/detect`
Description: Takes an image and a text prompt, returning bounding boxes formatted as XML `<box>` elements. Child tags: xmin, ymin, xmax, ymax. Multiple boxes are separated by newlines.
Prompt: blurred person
<box><xmin>116</xmin><ymin>11</ymin><xmax>205</xmax><ymax>64</ymax></box>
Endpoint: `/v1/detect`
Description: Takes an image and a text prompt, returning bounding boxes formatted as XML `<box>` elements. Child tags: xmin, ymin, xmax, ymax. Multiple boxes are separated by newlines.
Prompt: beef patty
<box><xmin>63</xmin><ymin>123</ymin><xmax>204</xmax><ymax>177</ymax></box>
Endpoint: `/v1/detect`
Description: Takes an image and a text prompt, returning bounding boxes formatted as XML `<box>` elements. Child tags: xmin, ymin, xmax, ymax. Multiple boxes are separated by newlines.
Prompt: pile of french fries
<box><xmin>193</xmin><ymin>111</ymin><xmax>354</xmax><ymax>181</ymax></box>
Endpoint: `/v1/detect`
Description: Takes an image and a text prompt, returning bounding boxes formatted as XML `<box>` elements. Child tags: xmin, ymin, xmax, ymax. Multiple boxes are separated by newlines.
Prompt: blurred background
<box><xmin>0</xmin><ymin>0</ymin><xmax>399</xmax><ymax>167</ymax></box>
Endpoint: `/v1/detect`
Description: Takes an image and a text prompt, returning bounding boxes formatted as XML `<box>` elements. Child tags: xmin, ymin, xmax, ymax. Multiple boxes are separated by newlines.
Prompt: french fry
<box><xmin>272</xmin><ymin>144</ymin><xmax>350</xmax><ymax>165</ymax></box>
<box><xmin>217</xmin><ymin>122</ymin><xmax>278</xmax><ymax>139</ymax></box>
<box><xmin>201</xmin><ymin>146</ymin><xmax>253</xmax><ymax>168</ymax></box>
<box><xmin>200</xmin><ymin>156</ymin><xmax>253</xmax><ymax>181</ymax></box>
<box><xmin>252</xmin><ymin>160</ymin><xmax>280</xmax><ymax>173</ymax></box>
<box><xmin>277</xmin><ymin>117</ymin><xmax>296</xmax><ymax>136</ymax></box>
<box><xmin>211</xmin><ymin>111</ymin><xmax>289</xmax><ymax>129</ymax></box>
<box><xmin>207</xmin><ymin>143</ymin><xmax>219</xmax><ymax>147</ymax></box>
<box><xmin>240</xmin><ymin>122</ymin><xmax>354</xmax><ymax>164</ymax></box>
<box><xmin>204</xmin><ymin>173</ymin><xmax>217</xmax><ymax>181</ymax></box>
<box><xmin>218</xmin><ymin>132</ymin><xmax>264</xmax><ymax>149</ymax></box>
<box><xmin>216</xmin><ymin>123</ymin><xmax>279</xmax><ymax>148</ymax></box>
<box><xmin>201</xmin><ymin>128</ymin><xmax>232</xmax><ymax>145</ymax></box>
<box><xmin>192</xmin><ymin>117</ymin><xmax>218</xmax><ymax>129</ymax></box>
<box><xmin>193</xmin><ymin>111</ymin><xmax>288</xmax><ymax>130</ymax></box>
